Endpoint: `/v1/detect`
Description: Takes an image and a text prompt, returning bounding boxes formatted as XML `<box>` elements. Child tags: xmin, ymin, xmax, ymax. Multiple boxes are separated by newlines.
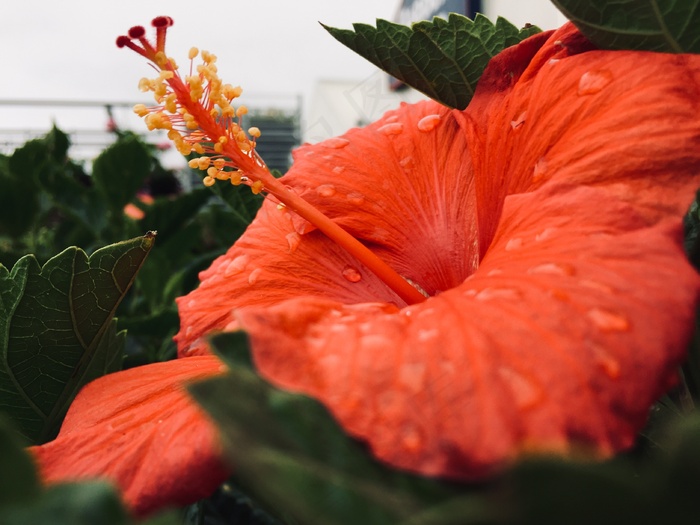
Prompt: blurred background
<box><xmin>0</xmin><ymin>0</ymin><xmax>565</xmax><ymax>171</ymax></box>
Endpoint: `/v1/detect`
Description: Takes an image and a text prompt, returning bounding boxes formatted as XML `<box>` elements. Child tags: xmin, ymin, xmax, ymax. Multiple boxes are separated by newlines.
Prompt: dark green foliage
<box><xmin>551</xmin><ymin>0</ymin><xmax>700</xmax><ymax>52</ymax></box>
<box><xmin>323</xmin><ymin>14</ymin><xmax>540</xmax><ymax>109</ymax></box>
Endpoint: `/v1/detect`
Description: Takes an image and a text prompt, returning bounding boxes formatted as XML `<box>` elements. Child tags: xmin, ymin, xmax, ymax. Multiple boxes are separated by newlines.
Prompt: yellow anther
<box><xmin>154</xmin><ymin>82</ymin><xmax>168</xmax><ymax>98</ymax></box>
<box><xmin>214</xmin><ymin>142</ymin><xmax>224</xmax><ymax>153</ymax></box>
<box><xmin>198</xmin><ymin>157</ymin><xmax>212</xmax><ymax>170</ymax></box>
<box><xmin>230</xmin><ymin>172</ymin><xmax>243</xmax><ymax>185</ymax></box>
<box><xmin>167</xmin><ymin>129</ymin><xmax>181</xmax><ymax>141</ymax></box>
<box><xmin>213</xmin><ymin>158</ymin><xmax>226</xmax><ymax>170</ymax></box>
<box><xmin>218</xmin><ymin>136</ymin><xmax>228</xmax><ymax>144</ymax></box>
<box><xmin>186</xmin><ymin>120</ymin><xmax>199</xmax><ymax>130</ymax></box>
<box><xmin>251</xmin><ymin>180</ymin><xmax>264</xmax><ymax>194</ymax></box>
<box><xmin>201</xmin><ymin>50</ymin><xmax>216</xmax><ymax>63</ymax></box>
<box><xmin>193</xmin><ymin>143</ymin><xmax>204</xmax><ymax>154</ymax></box>
<box><xmin>133</xmin><ymin>103</ymin><xmax>149</xmax><ymax>117</ymax></box>
<box><xmin>188</xmin><ymin>159</ymin><xmax>200</xmax><ymax>169</ymax></box>
<box><xmin>202</xmin><ymin>175</ymin><xmax>216</xmax><ymax>187</ymax></box>
<box><xmin>177</xmin><ymin>142</ymin><xmax>193</xmax><ymax>155</ymax></box>
<box><xmin>188</xmin><ymin>47</ymin><xmax>199</xmax><ymax>60</ymax></box>
<box><xmin>138</xmin><ymin>78</ymin><xmax>153</xmax><ymax>92</ymax></box>
<box><xmin>164</xmin><ymin>94</ymin><xmax>177</xmax><ymax>113</ymax></box>
<box><xmin>215</xmin><ymin>170</ymin><xmax>230</xmax><ymax>181</ymax></box>
<box><xmin>207</xmin><ymin>166</ymin><xmax>219</xmax><ymax>178</ymax></box>
<box><xmin>154</xmin><ymin>51</ymin><xmax>168</xmax><ymax>67</ymax></box>
<box><xmin>158</xmin><ymin>70</ymin><xmax>174</xmax><ymax>81</ymax></box>
<box><xmin>223</xmin><ymin>84</ymin><xmax>243</xmax><ymax>100</ymax></box>
<box><xmin>248</xmin><ymin>127</ymin><xmax>261</xmax><ymax>138</ymax></box>
<box><xmin>220</xmin><ymin>105</ymin><xmax>235</xmax><ymax>118</ymax></box>
<box><xmin>236</xmin><ymin>130</ymin><xmax>247</xmax><ymax>142</ymax></box>
<box><xmin>236</xmin><ymin>106</ymin><xmax>248</xmax><ymax>118</ymax></box>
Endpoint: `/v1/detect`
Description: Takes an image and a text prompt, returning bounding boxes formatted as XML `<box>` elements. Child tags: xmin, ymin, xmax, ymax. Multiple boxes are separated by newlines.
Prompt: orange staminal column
<box><xmin>117</xmin><ymin>18</ymin><xmax>427</xmax><ymax>306</ymax></box>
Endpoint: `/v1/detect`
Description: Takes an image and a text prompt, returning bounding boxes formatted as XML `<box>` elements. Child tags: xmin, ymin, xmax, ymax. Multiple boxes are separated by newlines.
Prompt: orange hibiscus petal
<box><xmin>176</xmin><ymin>100</ymin><xmax>476</xmax><ymax>356</ymax></box>
<box><xmin>460</xmin><ymin>22</ymin><xmax>700</xmax><ymax>253</ymax></box>
<box><xmin>239</xmin><ymin>183</ymin><xmax>699</xmax><ymax>477</ymax></box>
<box><xmin>176</xmin><ymin>24</ymin><xmax>700</xmax><ymax>479</ymax></box>
<box><xmin>29</xmin><ymin>356</ymin><xmax>229</xmax><ymax>517</ymax></box>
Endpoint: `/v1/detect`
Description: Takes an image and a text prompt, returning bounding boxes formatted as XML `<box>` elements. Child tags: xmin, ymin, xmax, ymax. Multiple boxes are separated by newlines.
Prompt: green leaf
<box><xmin>0</xmin><ymin>414</ymin><xmax>40</xmax><ymax>506</ymax></box>
<box><xmin>0</xmin><ymin>233</ymin><xmax>155</xmax><ymax>444</ymax></box>
<box><xmin>323</xmin><ymin>14</ymin><xmax>541</xmax><ymax>109</ymax></box>
<box><xmin>92</xmin><ymin>135</ymin><xmax>152</xmax><ymax>212</ymax></box>
<box><xmin>190</xmin><ymin>333</ymin><xmax>472</xmax><ymax>525</ymax></box>
<box><xmin>551</xmin><ymin>0</ymin><xmax>700</xmax><ymax>53</ymax></box>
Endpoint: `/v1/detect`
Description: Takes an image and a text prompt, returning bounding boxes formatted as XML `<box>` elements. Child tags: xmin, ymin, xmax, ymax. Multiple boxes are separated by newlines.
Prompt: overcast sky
<box><xmin>0</xmin><ymin>1</ymin><xmax>564</xmax><ymax>161</ymax></box>
<box><xmin>1</xmin><ymin>1</ymin><xmax>400</xmax><ymax>123</ymax></box>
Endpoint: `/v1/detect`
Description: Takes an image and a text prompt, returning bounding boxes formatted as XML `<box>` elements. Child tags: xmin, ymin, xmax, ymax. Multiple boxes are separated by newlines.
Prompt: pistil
<box><xmin>117</xmin><ymin>17</ymin><xmax>427</xmax><ymax>306</ymax></box>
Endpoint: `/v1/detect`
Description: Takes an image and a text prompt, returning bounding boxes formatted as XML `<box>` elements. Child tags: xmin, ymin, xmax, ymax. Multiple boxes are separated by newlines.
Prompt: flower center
<box><xmin>117</xmin><ymin>17</ymin><xmax>427</xmax><ymax>306</ymax></box>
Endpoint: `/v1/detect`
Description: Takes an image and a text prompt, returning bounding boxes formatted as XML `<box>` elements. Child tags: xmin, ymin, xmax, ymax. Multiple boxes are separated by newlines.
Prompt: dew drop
<box><xmin>505</xmin><ymin>237</ymin><xmax>523</xmax><ymax>251</ymax></box>
<box><xmin>535</xmin><ymin>227</ymin><xmax>557</xmax><ymax>242</ymax></box>
<box><xmin>578</xmin><ymin>69</ymin><xmax>613</xmax><ymax>96</ymax></box>
<box><xmin>486</xmin><ymin>268</ymin><xmax>503</xmax><ymax>277</ymax></box>
<box><xmin>332</xmin><ymin>165</ymin><xmax>345</xmax><ymax>174</ymax></box>
<box><xmin>322</xmin><ymin>137</ymin><xmax>350</xmax><ymax>149</ymax></box>
<box><xmin>532</xmin><ymin>157</ymin><xmax>548</xmax><ymax>183</ymax></box>
<box><xmin>498</xmin><ymin>367</ymin><xmax>542</xmax><ymax>410</ymax></box>
<box><xmin>187</xmin><ymin>299</ymin><xmax>196</xmax><ymax>308</ymax></box>
<box><xmin>417</xmin><ymin>328</ymin><xmax>439</xmax><ymax>342</ymax></box>
<box><xmin>400</xmin><ymin>362</ymin><xmax>426</xmax><ymax>392</ymax></box>
<box><xmin>316</xmin><ymin>183</ymin><xmax>336</xmax><ymax>197</ymax></box>
<box><xmin>224</xmin><ymin>254</ymin><xmax>249</xmax><ymax>276</ymax></box>
<box><xmin>510</xmin><ymin>111</ymin><xmax>527</xmax><ymax>129</ymax></box>
<box><xmin>587</xmin><ymin>307</ymin><xmax>629</xmax><ymax>332</ymax></box>
<box><xmin>248</xmin><ymin>267</ymin><xmax>263</xmax><ymax>285</ymax></box>
<box><xmin>342</xmin><ymin>264</ymin><xmax>362</xmax><ymax>283</ymax></box>
<box><xmin>346</xmin><ymin>191</ymin><xmax>365</xmax><ymax>205</ymax></box>
<box><xmin>591</xmin><ymin>345</ymin><xmax>621</xmax><ymax>379</ymax></box>
<box><xmin>527</xmin><ymin>262</ymin><xmax>575</xmax><ymax>276</ymax></box>
<box><xmin>399</xmin><ymin>156</ymin><xmax>414</xmax><ymax>168</ymax></box>
<box><xmin>475</xmin><ymin>287</ymin><xmax>521</xmax><ymax>301</ymax></box>
<box><xmin>417</xmin><ymin>114</ymin><xmax>441</xmax><ymax>132</ymax></box>
<box><xmin>401</xmin><ymin>426</ymin><xmax>423</xmax><ymax>452</ymax></box>
<box><xmin>579</xmin><ymin>279</ymin><xmax>614</xmax><ymax>294</ymax></box>
<box><xmin>286</xmin><ymin>231</ymin><xmax>301</xmax><ymax>253</ymax></box>
<box><xmin>378</xmin><ymin>122</ymin><xmax>403</xmax><ymax>135</ymax></box>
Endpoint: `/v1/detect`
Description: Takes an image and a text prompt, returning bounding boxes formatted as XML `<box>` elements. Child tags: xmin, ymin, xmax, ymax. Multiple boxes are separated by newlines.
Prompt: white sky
<box><xmin>0</xmin><ymin>1</ymin><xmax>400</xmax><ymax>127</ymax></box>
<box><xmin>0</xmin><ymin>1</ymin><xmax>564</xmax><ymax>162</ymax></box>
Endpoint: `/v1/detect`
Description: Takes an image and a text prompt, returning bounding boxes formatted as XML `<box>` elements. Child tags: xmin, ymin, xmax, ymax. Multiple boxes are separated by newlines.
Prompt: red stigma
<box><xmin>116</xmin><ymin>35</ymin><xmax>130</xmax><ymax>48</ymax></box>
<box><xmin>128</xmin><ymin>26</ymin><xmax>146</xmax><ymax>39</ymax></box>
<box><xmin>152</xmin><ymin>16</ymin><xmax>174</xmax><ymax>28</ymax></box>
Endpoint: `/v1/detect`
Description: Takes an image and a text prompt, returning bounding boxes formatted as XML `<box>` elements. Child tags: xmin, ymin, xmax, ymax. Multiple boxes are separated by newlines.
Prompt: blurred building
<box><xmin>302</xmin><ymin>0</ymin><xmax>567</xmax><ymax>143</ymax></box>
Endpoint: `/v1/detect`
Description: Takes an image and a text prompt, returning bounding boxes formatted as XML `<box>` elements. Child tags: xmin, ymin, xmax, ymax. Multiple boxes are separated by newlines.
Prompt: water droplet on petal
<box><xmin>499</xmin><ymin>367</ymin><xmax>542</xmax><ymax>410</ymax></box>
<box><xmin>587</xmin><ymin>307</ymin><xmax>629</xmax><ymax>332</ymax></box>
<box><xmin>535</xmin><ymin>227</ymin><xmax>557</xmax><ymax>242</ymax></box>
<box><xmin>591</xmin><ymin>344</ymin><xmax>621</xmax><ymax>379</ymax></box>
<box><xmin>578</xmin><ymin>69</ymin><xmax>613</xmax><ymax>95</ymax></box>
<box><xmin>332</xmin><ymin>165</ymin><xmax>345</xmax><ymax>174</ymax></box>
<box><xmin>248</xmin><ymin>267</ymin><xmax>263</xmax><ymax>285</ymax></box>
<box><xmin>527</xmin><ymin>262</ymin><xmax>575</xmax><ymax>276</ymax></box>
<box><xmin>342</xmin><ymin>264</ymin><xmax>362</xmax><ymax>283</ymax></box>
<box><xmin>486</xmin><ymin>268</ymin><xmax>503</xmax><ymax>277</ymax></box>
<box><xmin>532</xmin><ymin>157</ymin><xmax>548</xmax><ymax>183</ymax></box>
<box><xmin>475</xmin><ymin>287</ymin><xmax>521</xmax><ymax>301</ymax></box>
<box><xmin>224</xmin><ymin>254</ymin><xmax>249</xmax><ymax>276</ymax></box>
<box><xmin>417</xmin><ymin>328</ymin><xmax>439</xmax><ymax>342</ymax></box>
<box><xmin>399</xmin><ymin>156</ymin><xmax>413</xmax><ymax>168</ymax></box>
<box><xmin>401</xmin><ymin>426</ymin><xmax>423</xmax><ymax>452</ymax></box>
<box><xmin>316</xmin><ymin>183</ymin><xmax>336</xmax><ymax>197</ymax></box>
<box><xmin>286</xmin><ymin>232</ymin><xmax>301</xmax><ymax>253</ymax></box>
<box><xmin>322</xmin><ymin>137</ymin><xmax>350</xmax><ymax>149</ymax></box>
<box><xmin>378</xmin><ymin>122</ymin><xmax>403</xmax><ymax>135</ymax></box>
<box><xmin>505</xmin><ymin>238</ymin><xmax>523</xmax><ymax>251</ymax></box>
<box><xmin>346</xmin><ymin>192</ymin><xmax>365</xmax><ymax>205</ymax></box>
<box><xmin>400</xmin><ymin>363</ymin><xmax>426</xmax><ymax>393</ymax></box>
<box><xmin>417</xmin><ymin>114</ymin><xmax>441</xmax><ymax>132</ymax></box>
<box><xmin>579</xmin><ymin>279</ymin><xmax>614</xmax><ymax>294</ymax></box>
<box><xmin>510</xmin><ymin>111</ymin><xmax>527</xmax><ymax>130</ymax></box>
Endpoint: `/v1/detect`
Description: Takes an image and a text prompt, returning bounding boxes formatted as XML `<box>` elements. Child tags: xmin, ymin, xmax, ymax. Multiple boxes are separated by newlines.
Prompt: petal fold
<box><xmin>29</xmin><ymin>356</ymin><xmax>228</xmax><ymax>517</ymax></box>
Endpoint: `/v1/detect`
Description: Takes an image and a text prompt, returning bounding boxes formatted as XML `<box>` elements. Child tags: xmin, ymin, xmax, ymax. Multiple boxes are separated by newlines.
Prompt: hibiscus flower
<box><xmin>29</xmin><ymin>18</ymin><xmax>700</xmax><ymax>517</ymax></box>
